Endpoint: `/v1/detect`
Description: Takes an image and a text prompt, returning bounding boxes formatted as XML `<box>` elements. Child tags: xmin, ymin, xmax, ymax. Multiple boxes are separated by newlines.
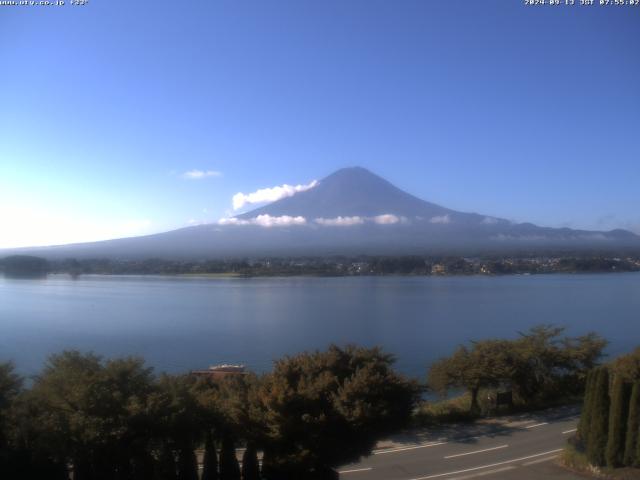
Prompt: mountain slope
<box><xmin>238</xmin><ymin>167</ymin><xmax>457</xmax><ymax>220</ymax></box>
<box><xmin>2</xmin><ymin>167</ymin><xmax>638</xmax><ymax>259</ymax></box>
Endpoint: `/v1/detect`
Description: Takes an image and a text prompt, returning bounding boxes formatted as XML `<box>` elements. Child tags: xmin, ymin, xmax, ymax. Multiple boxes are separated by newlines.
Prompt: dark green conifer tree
<box><xmin>156</xmin><ymin>446</ymin><xmax>178</xmax><ymax>480</ymax></box>
<box><xmin>606</xmin><ymin>375</ymin><xmax>631</xmax><ymax>467</ymax></box>
<box><xmin>623</xmin><ymin>382</ymin><xmax>640</xmax><ymax>467</ymax></box>
<box><xmin>177</xmin><ymin>446</ymin><xmax>199</xmax><ymax>480</ymax></box>
<box><xmin>587</xmin><ymin>367</ymin><xmax>610</xmax><ymax>466</ymax></box>
<box><xmin>202</xmin><ymin>436</ymin><xmax>219</xmax><ymax>480</ymax></box>
<box><xmin>219</xmin><ymin>435</ymin><xmax>241</xmax><ymax>480</ymax></box>
<box><xmin>130</xmin><ymin>451</ymin><xmax>156</xmax><ymax>480</ymax></box>
<box><xmin>241</xmin><ymin>444</ymin><xmax>260</xmax><ymax>480</ymax></box>
<box><xmin>578</xmin><ymin>369</ymin><xmax>596</xmax><ymax>446</ymax></box>
<box><xmin>260</xmin><ymin>449</ymin><xmax>279</xmax><ymax>480</ymax></box>
<box><xmin>636</xmin><ymin>415</ymin><xmax>640</xmax><ymax>468</ymax></box>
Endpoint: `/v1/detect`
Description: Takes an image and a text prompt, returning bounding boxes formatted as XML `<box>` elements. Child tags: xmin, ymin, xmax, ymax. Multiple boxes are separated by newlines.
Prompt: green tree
<box><xmin>429</xmin><ymin>326</ymin><xmax>606</xmax><ymax>411</ymax></box>
<box><xmin>156</xmin><ymin>445</ymin><xmax>178</xmax><ymax>480</ymax></box>
<box><xmin>519</xmin><ymin>326</ymin><xmax>605</xmax><ymax>403</ymax></box>
<box><xmin>219</xmin><ymin>434</ymin><xmax>241</xmax><ymax>480</ymax></box>
<box><xmin>0</xmin><ymin>362</ymin><xmax>23</xmax><ymax>476</ymax></box>
<box><xmin>177</xmin><ymin>446</ymin><xmax>199</xmax><ymax>480</ymax></box>
<box><xmin>1</xmin><ymin>255</ymin><xmax>49</xmax><ymax>278</ymax></box>
<box><xmin>587</xmin><ymin>367</ymin><xmax>610</xmax><ymax>466</ymax></box>
<box><xmin>577</xmin><ymin>369</ymin><xmax>596</xmax><ymax>446</ymax></box>
<box><xmin>241</xmin><ymin>444</ymin><xmax>260</xmax><ymax>480</ymax></box>
<box><xmin>429</xmin><ymin>340</ymin><xmax>514</xmax><ymax>414</ymax></box>
<box><xmin>623</xmin><ymin>382</ymin><xmax>640</xmax><ymax>467</ymax></box>
<box><xmin>606</xmin><ymin>375</ymin><xmax>631</xmax><ymax>467</ymax></box>
<box><xmin>510</xmin><ymin>326</ymin><xmax>573</xmax><ymax>403</ymax></box>
<box><xmin>156</xmin><ymin>374</ymin><xmax>208</xmax><ymax>440</ymax></box>
<box><xmin>201</xmin><ymin>435</ymin><xmax>219</xmax><ymax>480</ymax></box>
<box><xmin>27</xmin><ymin>351</ymin><xmax>157</xmax><ymax>479</ymax></box>
<box><xmin>257</xmin><ymin>345</ymin><xmax>420</xmax><ymax>478</ymax></box>
<box><xmin>612</xmin><ymin>347</ymin><xmax>640</xmax><ymax>382</ymax></box>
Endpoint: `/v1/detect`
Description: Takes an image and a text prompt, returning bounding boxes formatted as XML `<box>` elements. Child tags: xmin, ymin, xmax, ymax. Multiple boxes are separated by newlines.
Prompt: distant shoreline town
<box><xmin>2</xmin><ymin>253</ymin><xmax>640</xmax><ymax>278</ymax></box>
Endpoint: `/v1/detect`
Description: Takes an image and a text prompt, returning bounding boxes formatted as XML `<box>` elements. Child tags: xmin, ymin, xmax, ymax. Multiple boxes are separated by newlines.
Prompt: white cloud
<box><xmin>482</xmin><ymin>216</ymin><xmax>498</xmax><ymax>225</ymax></box>
<box><xmin>253</xmin><ymin>215</ymin><xmax>307</xmax><ymax>227</ymax></box>
<box><xmin>232</xmin><ymin>180</ymin><xmax>318</xmax><ymax>210</ymax></box>
<box><xmin>312</xmin><ymin>214</ymin><xmax>408</xmax><ymax>227</ymax></box>
<box><xmin>430</xmin><ymin>214</ymin><xmax>451</xmax><ymax>224</ymax></box>
<box><xmin>218</xmin><ymin>214</ymin><xmax>307</xmax><ymax>228</ymax></box>
<box><xmin>182</xmin><ymin>170</ymin><xmax>222</xmax><ymax>180</ymax></box>
<box><xmin>373</xmin><ymin>214</ymin><xmax>401</xmax><ymax>225</ymax></box>
<box><xmin>314</xmin><ymin>216</ymin><xmax>365</xmax><ymax>227</ymax></box>
<box><xmin>218</xmin><ymin>217</ymin><xmax>248</xmax><ymax>226</ymax></box>
<box><xmin>219</xmin><ymin>212</ymin><xmax>414</xmax><ymax>229</ymax></box>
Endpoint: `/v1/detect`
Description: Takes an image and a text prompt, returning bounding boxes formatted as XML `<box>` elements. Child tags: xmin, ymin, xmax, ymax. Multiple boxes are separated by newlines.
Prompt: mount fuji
<box><xmin>4</xmin><ymin>167</ymin><xmax>638</xmax><ymax>259</ymax></box>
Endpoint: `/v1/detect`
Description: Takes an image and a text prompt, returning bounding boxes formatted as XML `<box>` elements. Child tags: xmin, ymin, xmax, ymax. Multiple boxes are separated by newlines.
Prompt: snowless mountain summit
<box><xmin>3</xmin><ymin>167</ymin><xmax>639</xmax><ymax>259</ymax></box>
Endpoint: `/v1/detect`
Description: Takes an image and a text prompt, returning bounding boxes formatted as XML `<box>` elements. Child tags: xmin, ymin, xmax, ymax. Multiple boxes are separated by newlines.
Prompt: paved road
<box><xmin>338</xmin><ymin>406</ymin><xmax>585</xmax><ymax>480</ymax></box>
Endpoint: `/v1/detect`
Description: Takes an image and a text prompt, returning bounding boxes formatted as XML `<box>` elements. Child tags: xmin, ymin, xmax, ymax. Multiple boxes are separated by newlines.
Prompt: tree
<box><xmin>156</xmin><ymin>445</ymin><xmax>178</xmax><ymax>480</ymax></box>
<box><xmin>429</xmin><ymin>326</ymin><xmax>606</xmax><ymax>412</ymax></box>
<box><xmin>429</xmin><ymin>340</ymin><xmax>514</xmax><ymax>414</ymax></box>
<box><xmin>587</xmin><ymin>367</ymin><xmax>610</xmax><ymax>466</ymax></box>
<box><xmin>194</xmin><ymin>374</ymin><xmax>263</xmax><ymax>480</ymax></box>
<box><xmin>177</xmin><ymin>446</ymin><xmax>199</xmax><ymax>480</ymax></box>
<box><xmin>623</xmin><ymin>382</ymin><xmax>640</xmax><ymax>467</ymax></box>
<box><xmin>241</xmin><ymin>444</ymin><xmax>260</xmax><ymax>480</ymax></box>
<box><xmin>201</xmin><ymin>435</ymin><xmax>219</xmax><ymax>480</ymax></box>
<box><xmin>27</xmin><ymin>351</ymin><xmax>158</xmax><ymax>480</ymax></box>
<box><xmin>1</xmin><ymin>255</ymin><xmax>49</xmax><ymax>278</ymax></box>
<box><xmin>510</xmin><ymin>325</ymin><xmax>571</xmax><ymax>402</ymax></box>
<box><xmin>219</xmin><ymin>434</ymin><xmax>241</xmax><ymax>480</ymax></box>
<box><xmin>0</xmin><ymin>362</ymin><xmax>23</xmax><ymax>476</ymax></box>
<box><xmin>612</xmin><ymin>348</ymin><xmax>640</xmax><ymax>382</ymax></box>
<box><xmin>577</xmin><ymin>369</ymin><xmax>596</xmax><ymax>446</ymax></box>
<box><xmin>155</xmin><ymin>374</ymin><xmax>208</xmax><ymax>447</ymax></box>
<box><xmin>561</xmin><ymin>332</ymin><xmax>608</xmax><ymax>394</ymax></box>
<box><xmin>257</xmin><ymin>345</ymin><xmax>420</xmax><ymax>478</ymax></box>
<box><xmin>606</xmin><ymin>375</ymin><xmax>631</xmax><ymax>467</ymax></box>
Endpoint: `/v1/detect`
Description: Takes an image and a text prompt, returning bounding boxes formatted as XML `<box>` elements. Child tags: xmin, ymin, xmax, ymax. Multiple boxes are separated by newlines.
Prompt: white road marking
<box><xmin>562</xmin><ymin>428</ymin><xmax>577</xmax><ymax>434</ymax></box>
<box><xmin>449</xmin><ymin>466</ymin><xmax>516</xmax><ymax>480</ymax></box>
<box><xmin>338</xmin><ymin>467</ymin><xmax>373</xmax><ymax>474</ymax></box>
<box><xmin>373</xmin><ymin>441</ymin><xmax>448</xmax><ymax>455</ymax></box>
<box><xmin>444</xmin><ymin>445</ymin><xmax>509</xmax><ymax>459</ymax></box>
<box><xmin>525</xmin><ymin>422</ymin><xmax>548</xmax><ymax>429</ymax></box>
<box><xmin>521</xmin><ymin>454</ymin><xmax>559</xmax><ymax>466</ymax></box>
<box><xmin>408</xmin><ymin>448</ymin><xmax>564</xmax><ymax>480</ymax></box>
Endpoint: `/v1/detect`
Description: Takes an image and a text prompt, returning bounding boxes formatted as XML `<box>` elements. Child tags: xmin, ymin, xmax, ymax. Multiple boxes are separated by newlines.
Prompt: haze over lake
<box><xmin>1</xmin><ymin>273</ymin><xmax>639</xmax><ymax>377</ymax></box>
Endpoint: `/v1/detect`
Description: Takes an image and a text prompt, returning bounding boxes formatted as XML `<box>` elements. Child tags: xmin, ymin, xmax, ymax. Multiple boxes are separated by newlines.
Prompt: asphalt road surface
<box><xmin>338</xmin><ymin>406</ymin><xmax>585</xmax><ymax>480</ymax></box>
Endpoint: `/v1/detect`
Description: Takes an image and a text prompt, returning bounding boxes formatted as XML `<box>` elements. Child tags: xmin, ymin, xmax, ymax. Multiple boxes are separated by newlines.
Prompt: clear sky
<box><xmin>1</xmin><ymin>0</ymin><xmax>639</xmax><ymax>248</ymax></box>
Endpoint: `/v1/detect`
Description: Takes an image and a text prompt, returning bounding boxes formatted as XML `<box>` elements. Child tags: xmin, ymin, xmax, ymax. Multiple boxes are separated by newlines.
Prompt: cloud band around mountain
<box><xmin>232</xmin><ymin>180</ymin><xmax>318</xmax><ymax>210</ymax></box>
<box><xmin>429</xmin><ymin>214</ymin><xmax>451</xmax><ymax>224</ymax></box>
<box><xmin>314</xmin><ymin>216</ymin><xmax>365</xmax><ymax>226</ymax></box>
<box><xmin>217</xmin><ymin>214</ymin><xmax>413</xmax><ymax>228</ymax></box>
<box><xmin>219</xmin><ymin>214</ymin><xmax>307</xmax><ymax>227</ymax></box>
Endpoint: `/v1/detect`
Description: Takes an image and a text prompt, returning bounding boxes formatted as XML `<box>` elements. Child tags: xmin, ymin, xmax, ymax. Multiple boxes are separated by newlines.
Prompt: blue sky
<box><xmin>1</xmin><ymin>0</ymin><xmax>639</xmax><ymax>247</ymax></box>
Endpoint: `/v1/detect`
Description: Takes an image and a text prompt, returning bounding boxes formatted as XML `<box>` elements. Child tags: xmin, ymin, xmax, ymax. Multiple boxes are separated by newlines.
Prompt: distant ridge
<box><xmin>2</xmin><ymin>167</ymin><xmax>639</xmax><ymax>259</ymax></box>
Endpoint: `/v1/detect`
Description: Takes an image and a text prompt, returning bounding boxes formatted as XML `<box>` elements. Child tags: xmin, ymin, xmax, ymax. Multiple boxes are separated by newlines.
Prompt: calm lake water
<box><xmin>1</xmin><ymin>273</ymin><xmax>639</xmax><ymax>378</ymax></box>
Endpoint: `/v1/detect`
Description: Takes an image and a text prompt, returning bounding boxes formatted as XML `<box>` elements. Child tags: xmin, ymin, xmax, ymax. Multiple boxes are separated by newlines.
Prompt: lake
<box><xmin>1</xmin><ymin>273</ymin><xmax>639</xmax><ymax>378</ymax></box>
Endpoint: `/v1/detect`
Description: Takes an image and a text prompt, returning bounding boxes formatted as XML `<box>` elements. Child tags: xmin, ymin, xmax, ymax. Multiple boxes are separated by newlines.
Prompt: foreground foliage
<box><xmin>575</xmin><ymin>348</ymin><xmax>640</xmax><ymax>470</ymax></box>
<box><xmin>428</xmin><ymin>325</ymin><xmax>606</xmax><ymax>413</ymax></box>
<box><xmin>0</xmin><ymin>345</ymin><xmax>419</xmax><ymax>480</ymax></box>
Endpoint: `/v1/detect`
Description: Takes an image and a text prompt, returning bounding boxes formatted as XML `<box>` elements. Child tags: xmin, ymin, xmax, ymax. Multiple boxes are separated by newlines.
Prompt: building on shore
<box><xmin>190</xmin><ymin>364</ymin><xmax>246</xmax><ymax>380</ymax></box>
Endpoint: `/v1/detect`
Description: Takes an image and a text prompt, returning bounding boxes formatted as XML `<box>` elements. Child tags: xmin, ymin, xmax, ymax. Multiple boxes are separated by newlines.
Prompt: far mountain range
<box><xmin>4</xmin><ymin>167</ymin><xmax>639</xmax><ymax>259</ymax></box>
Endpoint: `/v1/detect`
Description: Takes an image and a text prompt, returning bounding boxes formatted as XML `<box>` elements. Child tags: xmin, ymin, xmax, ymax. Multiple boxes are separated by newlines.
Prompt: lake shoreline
<box><xmin>5</xmin><ymin>269</ymin><xmax>640</xmax><ymax>281</ymax></box>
